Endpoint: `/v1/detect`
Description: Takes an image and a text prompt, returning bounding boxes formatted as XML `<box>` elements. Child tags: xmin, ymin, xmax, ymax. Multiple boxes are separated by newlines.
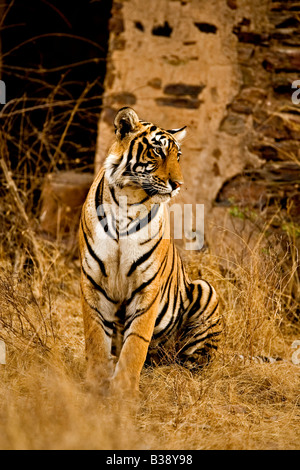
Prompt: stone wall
<box><xmin>214</xmin><ymin>0</ymin><xmax>300</xmax><ymax>260</ymax></box>
<box><xmin>95</xmin><ymin>0</ymin><xmax>300</xmax><ymax>255</ymax></box>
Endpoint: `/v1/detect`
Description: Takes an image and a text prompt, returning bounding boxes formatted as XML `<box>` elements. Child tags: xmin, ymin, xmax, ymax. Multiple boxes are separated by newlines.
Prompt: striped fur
<box><xmin>79</xmin><ymin>107</ymin><xmax>221</xmax><ymax>392</ymax></box>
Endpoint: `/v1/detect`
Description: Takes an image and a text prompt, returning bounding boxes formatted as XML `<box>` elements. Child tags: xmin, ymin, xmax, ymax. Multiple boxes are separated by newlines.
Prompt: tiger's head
<box><xmin>105</xmin><ymin>107</ymin><xmax>186</xmax><ymax>202</ymax></box>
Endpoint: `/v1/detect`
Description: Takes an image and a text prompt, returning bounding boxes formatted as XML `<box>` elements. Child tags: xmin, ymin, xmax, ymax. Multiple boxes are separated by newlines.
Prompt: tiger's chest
<box><xmin>91</xmin><ymin>203</ymin><xmax>165</xmax><ymax>302</ymax></box>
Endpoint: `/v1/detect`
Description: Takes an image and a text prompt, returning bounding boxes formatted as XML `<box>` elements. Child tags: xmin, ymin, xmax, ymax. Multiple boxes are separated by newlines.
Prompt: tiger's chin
<box><xmin>148</xmin><ymin>188</ymin><xmax>181</xmax><ymax>204</ymax></box>
<box><xmin>150</xmin><ymin>193</ymin><xmax>171</xmax><ymax>204</ymax></box>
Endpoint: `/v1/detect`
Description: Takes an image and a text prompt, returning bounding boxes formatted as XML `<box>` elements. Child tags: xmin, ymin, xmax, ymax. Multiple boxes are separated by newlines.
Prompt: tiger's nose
<box><xmin>170</xmin><ymin>180</ymin><xmax>183</xmax><ymax>191</ymax></box>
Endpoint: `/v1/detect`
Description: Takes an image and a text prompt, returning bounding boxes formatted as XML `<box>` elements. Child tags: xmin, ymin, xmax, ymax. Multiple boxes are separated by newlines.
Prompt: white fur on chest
<box><xmin>91</xmin><ymin>202</ymin><xmax>164</xmax><ymax>301</ymax></box>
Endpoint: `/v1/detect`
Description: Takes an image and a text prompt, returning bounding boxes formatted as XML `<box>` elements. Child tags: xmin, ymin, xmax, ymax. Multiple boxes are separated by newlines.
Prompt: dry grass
<box><xmin>0</xmin><ymin>230</ymin><xmax>299</xmax><ymax>450</ymax></box>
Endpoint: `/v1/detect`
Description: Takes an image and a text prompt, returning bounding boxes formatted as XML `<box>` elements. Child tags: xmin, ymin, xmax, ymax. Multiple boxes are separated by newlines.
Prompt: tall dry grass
<box><xmin>0</xmin><ymin>239</ymin><xmax>299</xmax><ymax>450</ymax></box>
<box><xmin>0</xmin><ymin>80</ymin><xmax>299</xmax><ymax>449</ymax></box>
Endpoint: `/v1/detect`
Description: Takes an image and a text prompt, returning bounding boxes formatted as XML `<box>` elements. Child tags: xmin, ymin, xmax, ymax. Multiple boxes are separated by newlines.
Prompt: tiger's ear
<box><xmin>167</xmin><ymin>126</ymin><xmax>187</xmax><ymax>143</ymax></box>
<box><xmin>114</xmin><ymin>107</ymin><xmax>140</xmax><ymax>140</ymax></box>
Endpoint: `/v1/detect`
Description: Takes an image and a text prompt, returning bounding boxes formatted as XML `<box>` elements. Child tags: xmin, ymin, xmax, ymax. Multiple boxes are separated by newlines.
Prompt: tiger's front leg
<box><xmin>110</xmin><ymin>288</ymin><xmax>160</xmax><ymax>394</ymax></box>
<box><xmin>81</xmin><ymin>275</ymin><xmax>116</xmax><ymax>392</ymax></box>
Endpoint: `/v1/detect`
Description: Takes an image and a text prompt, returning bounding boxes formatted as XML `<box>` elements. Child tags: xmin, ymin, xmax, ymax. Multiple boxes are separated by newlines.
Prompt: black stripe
<box><xmin>204</xmin><ymin>343</ymin><xmax>218</xmax><ymax>350</ymax></box>
<box><xmin>138</xmin><ymin>130</ymin><xmax>148</xmax><ymax>139</ymax></box>
<box><xmin>120</xmin><ymin>203</ymin><xmax>160</xmax><ymax>237</ymax></box>
<box><xmin>95</xmin><ymin>175</ymin><xmax>104</xmax><ymax>209</ymax></box>
<box><xmin>154</xmin><ymin>257</ymin><xmax>182</xmax><ymax>339</ymax></box>
<box><xmin>127</xmin><ymin>235</ymin><xmax>163</xmax><ymax>277</ymax></box>
<box><xmin>177</xmin><ymin>296</ymin><xmax>220</xmax><ymax>356</ymax></box>
<box><xmin>142</xmin><ymin>136</ymin><xmax>150</xmax><ymax>148</ymax></box>
<box><xmin>160</xmin><ymin>244</ymin><xmax>176</xmax><ymax>299</ymax></box>
<box><xmin>180</xmin><ymin>328</ymin><xmax>222</xmax><ymax>355</ymax></box>
<box><xmin>185</xmin><ymin>279</ymin><xmax>194</xmax><ymax>302</ymax></box>
<box><xmin>130</xmin><ymin>195</ymin><xmax>150</xmax><ymax>206</ymax></box>
<box><xmin>202</xmin><ymin>301</ymin><xmax>219</xmax><ymax>323</ymax></box>
<box><xmin>200</xmin><ymin>282</ymin><xmax>213</xmax><ymax>316</ymax></box>
<box><xmin>136</xmin><ymin>141</ymin><xmax>145</xmax><ymax>163</ymax></box>
<box><xmin>157</xmin><ymin>252</ymin><xmax>174</xmax><ymax>314</ymax></box>
<box><xmin>81</xmin><ymin>289</ymin><xmax>114</xmax><ymax>336</ymax></box>
<box><xmin>192</xmin><ymin>317</ymin><xmax>222</xmax><ymax>341</ymax></box>
<box><xmin>186</xmin><ymin>283</ymin><xmax>203</xmax><ymax>319</ymax></box>
<box><xmin>133</xmin><ymin>203</ymin><xmax>159</xmax><ymax>234</ymax></box>
<box><xmin>156</xmin><ymin>248</ymin><xmax>170</xmax><ymax>284</ymax></box>
<box><xmin>168</xmin><ymin>126</ymin><xmax>186</xmax><ymax>135</ymax></box>
<box><xmin>82</xmin><ymin>210</ymin><xmax>93</xmax><ymax>243</ymax></box>
<box><xmin>126</xmin><ymin>252</ymin><xmax>167</xmax><ymax>307</ymax></box>
<box><xmin>140</xmin><ymin>219</ymin><xmax>163</xmax><ymax>245</ymax></box>
<box><xmin>111</xmin><ymin>163</ymin><xmax>119</xmax><ymax>176</ymax></box>
<box><xmin>125</xmin><ymin>137</ymin><xmax>138</xmax><ymax>167</ymax></box>
<box><xmin>94</xmin><ymin>174</ymin><xmax>118</xmax><ymax>241</ymax></box>
<box><xmin>123</xmin><ymin>332</ymin><xmax>150</xmax><ymax>345</ymax></box>
<box><xmin>81</xmin><ymin>266</ymin><xmax>118</xmax><ymax>304</ymax></box>
<box><xmin>109</xmin><ymin>186</ymin><xmax>119</xmax><ymax>206</ymax></box>
<box><xmin>124</xmin><ymin>290</ymin><xmax>160</xmax><ymax>334</ymax></box>
<box><xmin>126</xmin><ymin>271</ymin><xmax>159</xmax><ymax>306</ymax></box>
<box><xmin>111</xmin><ymin>211</ymin><xmax>119</xmax><ymax>240</ymax></box>
<box><xmin>154</xmin><ymin>276</ymin><xmax>182</xmax><ymax>340</ymax></box>
<box><xmin>97</xmin><ymin>202</ymin><xmax>118</xmax><ymax>240</ymax></box>
<box><xmin>81</xmin><ymin>220</ymin><xmax>107</xmax><ymax>277</ymax></box>
<box><xmin>154</xmin><ymin>283</ymin><xmax>173</xmax><ymax>334</ymax></box>
<box><xmin>84</xmin><ymin>255</ymin><xmax>92</xmax><ymax>271</ymax></box>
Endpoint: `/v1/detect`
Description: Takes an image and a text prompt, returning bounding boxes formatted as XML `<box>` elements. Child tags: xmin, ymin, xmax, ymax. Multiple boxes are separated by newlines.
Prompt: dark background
<box><xmin>0</xmin><ymin>0</ymin><xmax>112</xmax><ymax>172</ymax></box>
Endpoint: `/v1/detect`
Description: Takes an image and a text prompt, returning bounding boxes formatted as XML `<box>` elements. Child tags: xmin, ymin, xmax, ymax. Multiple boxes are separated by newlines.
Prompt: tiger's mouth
<box><xmin>121</xmin><ymin>172</ymin><xmax>180</xmax><ymax>200</ymax></box>
<box><xmin>141</xmin><ymin>182</ymin><xmax>180</xmax><ymax>200</ymax></box>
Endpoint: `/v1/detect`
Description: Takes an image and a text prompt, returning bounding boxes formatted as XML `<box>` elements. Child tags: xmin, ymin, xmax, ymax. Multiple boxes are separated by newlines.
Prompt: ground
<box><xmin>0</xmin><ymin>241</ymin><xmax>299</xmax><ymax>450</ymax></box>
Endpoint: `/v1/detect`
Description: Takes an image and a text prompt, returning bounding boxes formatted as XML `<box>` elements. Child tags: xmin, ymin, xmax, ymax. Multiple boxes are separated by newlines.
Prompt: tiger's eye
<box><xmin>153</xmin><ymin>146</ymin><xmax>165</xmax><ymax>158</ymax></box>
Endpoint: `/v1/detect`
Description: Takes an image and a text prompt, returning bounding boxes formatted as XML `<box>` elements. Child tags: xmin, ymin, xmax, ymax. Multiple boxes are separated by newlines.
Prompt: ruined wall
<box><xmin>96</xmin><ymin>0</ymin><xmax>300</xmax><ymax>254</ymax></box>
<box><xmin>214</xmin><ymin>0</ymin><xmax>300</xmax><ymax>259</ymax></box>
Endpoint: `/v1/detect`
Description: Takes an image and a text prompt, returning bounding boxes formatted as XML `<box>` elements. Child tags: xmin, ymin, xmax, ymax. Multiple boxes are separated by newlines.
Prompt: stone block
<box><xmin>40</xmin><ymin>171</ymin><xmax>94</xmax><ymax>249</ymax></box>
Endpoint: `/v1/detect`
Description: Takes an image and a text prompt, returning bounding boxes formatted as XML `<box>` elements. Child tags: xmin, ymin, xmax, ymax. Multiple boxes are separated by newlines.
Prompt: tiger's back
<box><xmin>79</xmin><ymin>107</ymin><xmax>221</xmax><ymax>393</ymax></box>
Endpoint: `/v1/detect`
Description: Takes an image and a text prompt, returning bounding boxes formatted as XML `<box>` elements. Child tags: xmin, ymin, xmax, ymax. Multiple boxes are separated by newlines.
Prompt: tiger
<box><xmin>79</xmin><ymin>107</ymin><xmax>221</xmax><ymax>394</ymax></box>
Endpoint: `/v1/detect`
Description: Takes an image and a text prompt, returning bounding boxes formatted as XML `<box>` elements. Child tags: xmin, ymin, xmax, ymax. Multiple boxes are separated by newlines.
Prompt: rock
<box><xmin>216</xmin><ymin>162</ymin><xmax>300</xmax><ymax>216</ymax></box>
<box><xmin>220</xmin><ymin>113</ymin><xmax>247</xmax><ymax>135</ymax></box>
<box><xmin>248</xmin><ymin>142</ymin><xmax>279</xmax><ymax>161</ymax></box>
<box><xmin>155</xmin><ymin>97</ymin><xmax>202</xmax><ymax>109</ymax></box>
<box><xmin>40</xmin><ymin>171</ymin><xmax>94</xmax><ymax>250</ymax></box>
<box><xmin>163</xmin><ymin>83</ymin><xmax>205</xmax><ymax>98</ymax></box>
<box><xmin>253</xmin><ymin>111</ymin><xmax>291</xmax><ymax>140</ymax></box>
<box><xmin>263</xmin><ymin>48</ymin><xmax>300</xmax><ymax>72</ymax></box>
<box><xmin>216</xmin><ymin>176</ymin><xmax>268</xmax><ymax>209</ymax></box>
